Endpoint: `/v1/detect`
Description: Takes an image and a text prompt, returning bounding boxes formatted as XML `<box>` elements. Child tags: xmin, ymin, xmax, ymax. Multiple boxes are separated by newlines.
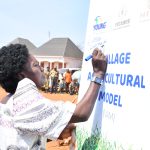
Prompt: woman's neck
<box><xmin>0</xmin><ymin>94</ymin><xmax>12</xmax><ymax>104</ymax></box>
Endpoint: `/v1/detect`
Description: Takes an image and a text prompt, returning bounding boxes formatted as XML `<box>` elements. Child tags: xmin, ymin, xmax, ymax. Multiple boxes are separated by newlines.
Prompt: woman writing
<box><xmin>0</xmin><ymin>44</ymin><xmax>107</xmax><ymax>149</ymax></box>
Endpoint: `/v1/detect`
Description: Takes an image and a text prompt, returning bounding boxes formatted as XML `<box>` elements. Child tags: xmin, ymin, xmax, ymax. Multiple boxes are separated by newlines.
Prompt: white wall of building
<box><xmin>35</xmin><ymin>55</ymin><xmax>82</xmax><ymax>69</ymax></box>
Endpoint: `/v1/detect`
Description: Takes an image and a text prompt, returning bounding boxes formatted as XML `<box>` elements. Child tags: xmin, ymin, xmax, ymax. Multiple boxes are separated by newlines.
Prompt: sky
<box><xmin>0</xmin><ymin>0</ymin><xmax>90</xmax><ymax>50</ymax></box>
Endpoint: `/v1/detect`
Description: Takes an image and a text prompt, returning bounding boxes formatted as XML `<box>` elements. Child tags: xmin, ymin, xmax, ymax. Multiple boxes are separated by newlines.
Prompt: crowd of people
<box><xmin>42</xmin><ymin>67</ymin><xmax>80</xmax><ymax>95</ymax></box>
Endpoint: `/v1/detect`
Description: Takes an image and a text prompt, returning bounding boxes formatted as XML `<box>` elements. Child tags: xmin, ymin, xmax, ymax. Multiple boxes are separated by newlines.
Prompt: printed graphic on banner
<box><xmin>93</xmin><ymin>16</ymin><xmax>107</xmax><ymax>30</ymax></box>
<box><xmin>113</xmin><ymin>5</ymin><xmax>131</xmax><ymax>30</ymax></box>
<box><xmin>139</xmin><ymin>0</ymin><xmax>150</xmax><ymax>22</ymax></box>
<box><xmin>92</xmin><ymin>16</ymin><xmax>109</xmax><ymax>35</ymax></box>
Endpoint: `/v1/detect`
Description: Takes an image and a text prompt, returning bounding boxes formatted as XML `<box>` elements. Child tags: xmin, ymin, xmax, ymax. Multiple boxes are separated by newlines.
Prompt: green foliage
<box><xmin>76</xmin><ymin>125</ymin><xmax>136</xmax><ymax>150</ymax></box>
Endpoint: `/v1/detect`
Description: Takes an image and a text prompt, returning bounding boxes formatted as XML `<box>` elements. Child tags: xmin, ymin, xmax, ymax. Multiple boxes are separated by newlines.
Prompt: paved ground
<box><xmin>0</xmin><ymin>87</ymin><xmax>78</xmax><ymax>150</ymax></box>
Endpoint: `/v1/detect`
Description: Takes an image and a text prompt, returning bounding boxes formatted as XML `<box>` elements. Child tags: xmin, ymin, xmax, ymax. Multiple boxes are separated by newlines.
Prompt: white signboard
<box><xmin>77</xmin><ymin>0</ymin><xmax>150</xmax><ymax>149</ymax></box>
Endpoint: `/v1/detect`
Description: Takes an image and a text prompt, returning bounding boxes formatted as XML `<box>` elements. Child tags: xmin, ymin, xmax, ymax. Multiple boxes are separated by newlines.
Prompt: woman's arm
<box><xmin>70</xmin><ymin>48</ymin><xmax>107</xmax><ymax>123</ymax></box>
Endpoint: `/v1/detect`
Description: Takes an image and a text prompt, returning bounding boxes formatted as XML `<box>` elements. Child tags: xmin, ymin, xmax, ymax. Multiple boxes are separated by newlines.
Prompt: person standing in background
<box><xmin>50</xmin><ymin>67</ymin><xmax>59</xmax><ymax>93</ymax></box>
<box><xmin>44</xmin><ymin>67</ymin><xmax>50</xmax><ymax>92</ymax></box>
<box><xmin>64</xmin><ymin>69</ymin><xmax>72</xmax><ymax>93</ymax></box>
<box><xmin>69</xmin><ymin>79</ymin><xmax>79</xmax><ymax>95</ymax></box>
<box><xmin>58</xmin><ymin>73</ymin><xmax>66</xmax><ymax>93</ymax></box>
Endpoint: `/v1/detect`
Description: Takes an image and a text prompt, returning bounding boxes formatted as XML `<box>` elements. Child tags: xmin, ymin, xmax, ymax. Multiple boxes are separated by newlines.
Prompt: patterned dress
<box><xmin>0</xmin><ymin>78</ymin><xmax>76</xmax><ymax>150</ymax></box>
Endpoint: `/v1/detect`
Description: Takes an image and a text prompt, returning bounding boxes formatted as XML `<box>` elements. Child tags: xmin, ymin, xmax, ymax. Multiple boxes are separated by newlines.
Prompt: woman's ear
<box><xmin>17</xmin><ymin>72</ymin><xmax>26</xmax><ymax>80</ymax></box>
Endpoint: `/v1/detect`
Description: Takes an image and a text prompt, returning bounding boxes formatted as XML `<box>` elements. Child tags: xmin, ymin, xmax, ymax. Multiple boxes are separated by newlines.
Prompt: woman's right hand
<box><xmin>92</xmin><ymin>48</ymin><xmax>107</xmax><ymax>79</ymax></box>
<box><xmin>69</xmin><ymin>48</ymin><xmax>108</xmax><ymax>123</ymax></box>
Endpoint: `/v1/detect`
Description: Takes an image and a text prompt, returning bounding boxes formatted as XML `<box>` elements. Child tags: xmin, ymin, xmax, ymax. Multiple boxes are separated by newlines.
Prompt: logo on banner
<box><xmin>114</xmin><ymin>7</ymin><xmax>130</xmax><ymax>29</ymax></box>
<box><xmin>139</xmin><ymin>1</ymin><xmax>150</xmax><ymax>22</ymax></box>
<box><xmin>93</xmin><ymin>16</ymin><xmax>107</xmax><ymax>30</ymax></box>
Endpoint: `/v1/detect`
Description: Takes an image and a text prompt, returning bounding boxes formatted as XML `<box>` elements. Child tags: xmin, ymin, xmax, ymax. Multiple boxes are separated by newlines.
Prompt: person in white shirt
<box><xmin>0</xmin><ymin>44</ymin><xmax>107</xmax><ymax>149</ymax></box>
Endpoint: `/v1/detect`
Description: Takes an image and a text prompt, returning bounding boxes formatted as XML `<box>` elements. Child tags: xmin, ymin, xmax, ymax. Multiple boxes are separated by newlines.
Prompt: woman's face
<box><xmin>22</xmin><ymin>54</ymin><xmax>45</xmax><ymax>88</ymax></box>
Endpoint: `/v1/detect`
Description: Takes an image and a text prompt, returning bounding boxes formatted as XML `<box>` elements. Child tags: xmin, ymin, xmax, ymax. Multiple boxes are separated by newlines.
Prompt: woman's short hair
<box><xmin>0</xmin><ymin>44</ymin><xmax>29</xmax><ymax>93</ymax></box>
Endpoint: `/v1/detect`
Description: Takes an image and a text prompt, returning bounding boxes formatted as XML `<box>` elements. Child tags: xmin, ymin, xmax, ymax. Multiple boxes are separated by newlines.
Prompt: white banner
<box><xmin>77</xmin><ymin>0</ymin><xmax>150</xmax><ymax>149</ymax></box>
